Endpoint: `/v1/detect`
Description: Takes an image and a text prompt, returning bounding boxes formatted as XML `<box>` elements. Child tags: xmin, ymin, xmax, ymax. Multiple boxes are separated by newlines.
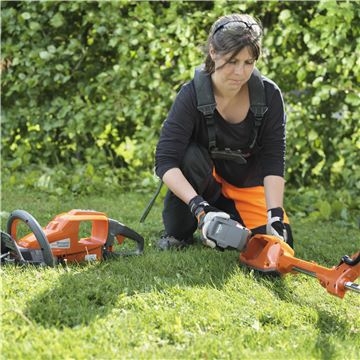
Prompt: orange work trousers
<box><xmin>213</xmin><ymin>173</ymin><xmax>289</xmax><ymax>230</ymax></box>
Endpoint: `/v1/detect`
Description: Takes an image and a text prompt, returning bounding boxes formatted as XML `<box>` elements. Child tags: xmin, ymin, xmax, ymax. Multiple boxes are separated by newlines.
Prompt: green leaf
<box><xmin>307</xmin><ymin>129</ymin><xmax>318</xmax><ymax>142</ymax></box>
<box><xmin>39</xmin><ymin>51</ymin><xmax>52</xmax><ymax>60</ymax></box>
<box><xmin>345</xmin><ymin>92</ymin><xmax>360</xmax><ymax>106</ymax></box>
<box><xmin>21</xmin><ymin>12</ymin><xmax>31</xmax><ymax>20</ymax></box>
<box><xmin>279</xmin><ymin>9</ymin><xmax>291</xmax><ymax>21</ymax></box>
<box><xmin>50</xmin><ymin>13</ymin><xmax>64</xmax><ymax>28</ymax></box>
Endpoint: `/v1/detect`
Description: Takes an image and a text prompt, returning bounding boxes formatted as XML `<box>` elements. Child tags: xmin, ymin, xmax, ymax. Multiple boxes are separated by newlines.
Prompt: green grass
<box><xmin>1</xmin><ymin>187</ymin><xmax>359</xmax><ymax>360</ymax></box>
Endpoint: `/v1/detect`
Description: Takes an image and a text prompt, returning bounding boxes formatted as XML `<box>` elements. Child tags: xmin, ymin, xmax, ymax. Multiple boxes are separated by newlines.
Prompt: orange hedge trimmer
<box><xmin>1</xmin><ymin>209</ymin><xmax>144</xmax><ymax>267</ymax></box>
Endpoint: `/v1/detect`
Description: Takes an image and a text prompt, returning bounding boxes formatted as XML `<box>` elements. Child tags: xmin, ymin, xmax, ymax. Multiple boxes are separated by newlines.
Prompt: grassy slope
<box><xmin>1</xmin><ymin>187</ymin><xmax>359</xmax><ymax>360</ymax></box>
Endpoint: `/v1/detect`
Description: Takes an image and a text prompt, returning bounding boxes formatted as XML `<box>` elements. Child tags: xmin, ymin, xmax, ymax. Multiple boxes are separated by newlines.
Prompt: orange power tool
<box><xmin>1</xmin><ymin>209</ymin><xmax>144</xmax><ymax>267</ymax></box>
<box><xmin>204</xmin><ymin>215</ymin><xmax>359</xmax><ymax>299</ymax></box>
<box><xmin>240</xmin><ymin>234</ymin><xmax>360</xmax><ymax>299</ymax></box>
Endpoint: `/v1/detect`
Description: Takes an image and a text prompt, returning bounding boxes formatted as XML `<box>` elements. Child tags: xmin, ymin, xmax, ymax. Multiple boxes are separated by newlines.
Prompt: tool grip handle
<box><xmin>107</xmin><ymin>219</ymin><xmax>144</xmax><ymax>255</ymax></box>
<box><xmin>342</xmin><ymin>252</ymin><xmax>360</xmax><ymax>266</ymax></box>
<box><xmin>117</xmin><ymin>224</ymin><xmax>145</xmax><ymax>254</ymax></box>
<box><xmin>7</xmin><ymin>210</ymin><xmax>56</xmax><ymax>267</ymax></box>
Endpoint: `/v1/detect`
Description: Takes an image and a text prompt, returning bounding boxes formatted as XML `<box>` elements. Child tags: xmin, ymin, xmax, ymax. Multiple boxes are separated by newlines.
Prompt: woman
<box><xmin>155</xmin><ymin>13</ymin><xmax>294</xmax><ymax>250</ymax></box>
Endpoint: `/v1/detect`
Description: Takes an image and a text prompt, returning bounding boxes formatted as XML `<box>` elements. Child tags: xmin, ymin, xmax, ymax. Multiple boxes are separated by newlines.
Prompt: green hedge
<box><xmin>2</xmin><ymin>0</ymin><xmax>359</xmax><ymax>195</ymax></box>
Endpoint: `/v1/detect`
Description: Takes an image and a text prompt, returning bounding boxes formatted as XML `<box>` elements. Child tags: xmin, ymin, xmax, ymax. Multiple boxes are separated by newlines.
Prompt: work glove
<box><xmin>266</xmin><ymin>207</ymin><xmax>287</xmax><ymax>242</ymax></box>
<box><xmin>189</xmin><ymin>195</ymin><xmax>230</xmax><ymax>248</ymax></box>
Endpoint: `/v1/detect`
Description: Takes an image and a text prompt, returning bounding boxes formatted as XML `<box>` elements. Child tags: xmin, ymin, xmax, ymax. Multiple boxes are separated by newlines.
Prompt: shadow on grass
<box><xmin>23</xmin><ymin>243</ymin><xmax>356</xmax><ymax>360</ymax></box>
<box><xmin>23</xmin><ymin>247</ymin><xmax>239</xmax><ymax>329</ymax></box>
<box><xmin>314</xmin><ymin>309</ymin><xmax>353</xmax><ymax>360</ymax></box>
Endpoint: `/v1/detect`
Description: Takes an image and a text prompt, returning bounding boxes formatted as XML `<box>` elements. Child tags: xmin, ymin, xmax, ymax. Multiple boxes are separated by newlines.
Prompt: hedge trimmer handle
<box><xmin>104</xmin><ymin>219</ymin><xmax>145</xmax><ymax>257</ymax></box>
<box><xmin>6</xmin><ymin>210</ymin><xmax>56</xmax><ymax>267</ymax></box>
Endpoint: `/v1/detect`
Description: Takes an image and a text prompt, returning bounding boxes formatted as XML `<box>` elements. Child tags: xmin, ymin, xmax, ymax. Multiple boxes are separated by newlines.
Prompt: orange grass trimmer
<box><xmin>1</xmin><ymin>209</ymin><xmax>144</xmax><ymax>267</ymax></box>
<box><xmin>239</xmin><ymin>234</ymin><xmax>360</xmax><ymax>299</ymax></box>
<box><xmin>204</xmin><ymin>215</ymin><xmax>360</xmax><ymax>299</ymax></box>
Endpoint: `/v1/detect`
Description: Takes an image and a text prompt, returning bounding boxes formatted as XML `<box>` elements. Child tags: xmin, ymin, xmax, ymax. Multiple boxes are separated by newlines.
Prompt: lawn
<box><xmin>1</xmin><ymin>187</ymin><xmax>359</xmax><ymax>359</ymax></box>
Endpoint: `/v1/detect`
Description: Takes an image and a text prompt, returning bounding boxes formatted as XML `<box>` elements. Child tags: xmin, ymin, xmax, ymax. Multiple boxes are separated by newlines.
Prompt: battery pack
<box><xmin>205</xmin><ymin>217</ymin><xmax>251</xmax><ymax>251</ymax></box>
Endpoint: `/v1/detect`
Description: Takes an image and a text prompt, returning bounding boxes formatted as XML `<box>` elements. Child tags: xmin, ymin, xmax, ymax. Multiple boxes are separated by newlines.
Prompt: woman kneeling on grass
<box><xmin>155</xmin><ymin>13</ymin><xmax>294</xmax><ymax>250</ymax></box>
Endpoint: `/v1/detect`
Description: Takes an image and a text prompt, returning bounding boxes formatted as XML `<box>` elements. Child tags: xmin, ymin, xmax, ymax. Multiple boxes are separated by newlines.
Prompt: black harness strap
<box><xmin>248</xmin><ymin>67</ymin><xmax>268</xmax><ymax>149</ymax></box>
<box><xmin>194</xmin><ymin>66</ymin><xmax>217</xmax><ymax>150</ymax></box>
<box><xmin>194</xmin><ymin>66</ymin><xmax>268</xmax><ymax>154</ymax></box>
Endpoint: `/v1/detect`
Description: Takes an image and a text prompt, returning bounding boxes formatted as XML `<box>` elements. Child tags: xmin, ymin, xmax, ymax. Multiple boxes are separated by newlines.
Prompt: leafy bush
<box><xmin>264</xmin><ymin>1</ymin><xmax>360</xmax><ymax>190</ymax></box>
<box><xmin>1</xmin><ymin>1</ymin><xmax>359</xmax><ymax>197</ymax></box>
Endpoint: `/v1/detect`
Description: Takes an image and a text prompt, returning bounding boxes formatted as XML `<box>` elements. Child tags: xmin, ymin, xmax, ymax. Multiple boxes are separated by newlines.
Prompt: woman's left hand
<box><xmin>266</xmin><ymin>207</ymin><xmax>287</xmax><ymax>242</ymax></box>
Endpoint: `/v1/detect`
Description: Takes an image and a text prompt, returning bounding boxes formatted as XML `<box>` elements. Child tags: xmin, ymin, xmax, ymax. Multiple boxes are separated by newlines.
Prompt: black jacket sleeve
<box><xmin>259</xmin><ymin>78</ymin><xmax>286</xmax><ymax>179</ymax></box>
<box><xmin>155</xmin><ymin>82</ymin><xmax>201</xmax><ymax>179</ymax></box>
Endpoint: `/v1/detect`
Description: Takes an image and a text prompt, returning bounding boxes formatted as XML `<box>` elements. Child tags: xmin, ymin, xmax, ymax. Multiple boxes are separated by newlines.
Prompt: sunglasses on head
<box><xmin>213</xmin><ymin>20</ymin><xmax>260</xmax><ymax>36</ymax></box>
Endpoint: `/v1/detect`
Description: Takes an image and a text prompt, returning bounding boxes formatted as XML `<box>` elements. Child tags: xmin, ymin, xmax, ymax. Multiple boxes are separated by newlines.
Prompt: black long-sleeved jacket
<box><xmin>155</xmin><ymin>74</ymin><xmax>286</xmax><ymax>188</ymax></box>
